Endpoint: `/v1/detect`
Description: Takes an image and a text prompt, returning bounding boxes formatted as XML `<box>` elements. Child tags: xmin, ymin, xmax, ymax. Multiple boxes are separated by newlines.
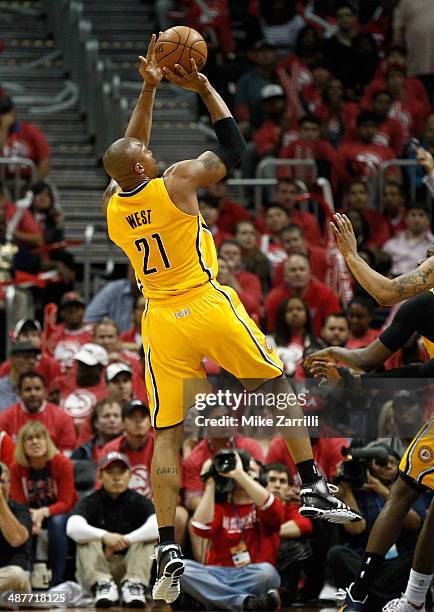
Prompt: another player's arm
<box><xmin>331</xmin><ymin>213</ymin><xmax>434</xmax><ymax>305</ymax></box>
<box><xmin>305</xmin><ymin>339</ymin><xmax>393</xmax><ymax>373</ymax></box>
<box><xmin>163</xmin><ymin>60</ymin><xmax>245</xmax><ymax>212</ymax></box>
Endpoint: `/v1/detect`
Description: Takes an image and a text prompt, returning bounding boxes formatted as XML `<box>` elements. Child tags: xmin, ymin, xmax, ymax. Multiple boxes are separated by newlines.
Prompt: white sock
<box><xmin>404</xmin><ymin>569</ymin><xmax>433</xmax><ymax>607</ymax></box>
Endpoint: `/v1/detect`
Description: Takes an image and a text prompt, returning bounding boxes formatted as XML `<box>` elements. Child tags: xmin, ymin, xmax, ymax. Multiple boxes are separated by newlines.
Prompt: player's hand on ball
<box><xmin>163</xmin><ymin>59</ymin><xmax>209</xmax><ymax>93</ymax></box>
<box><xmin>331</xmin><ymin>213</ymin><xmax>358</xmax><ymax>258</ymax></box>
<box><xmin>139</xmin><ymin>33</ymin><xmax>163</xmax><ymax>87</ymax></box>
<box><xmin>416</xmin><ymin>147</ymin><xmax>434</xmax><ymax>174</ymax></box>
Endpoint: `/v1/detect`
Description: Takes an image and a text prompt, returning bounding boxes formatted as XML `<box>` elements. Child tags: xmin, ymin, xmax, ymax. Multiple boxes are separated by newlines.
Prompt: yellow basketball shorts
<box><xmin>399</xmin><ymin>418</ymin><xmax>434</xmax><ymax>491</ymax></box>
<box><xmin>141</xmin><ymin>281</ymin><xmax>283</xmax><ymax>429</ymax></box>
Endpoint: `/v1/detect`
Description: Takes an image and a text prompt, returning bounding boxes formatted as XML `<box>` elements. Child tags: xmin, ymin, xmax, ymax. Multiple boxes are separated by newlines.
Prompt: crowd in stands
<box><xmin>0</xmin><ymin>0</ymin><xmax>434</xmax><ymax>609</ymax></box>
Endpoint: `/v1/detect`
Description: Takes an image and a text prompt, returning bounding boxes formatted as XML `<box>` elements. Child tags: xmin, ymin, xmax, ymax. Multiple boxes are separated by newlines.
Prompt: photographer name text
<box><xmin>195</xmin><ymin>414</ymin><xmax>319</xmax><ymax>428</ymax></box>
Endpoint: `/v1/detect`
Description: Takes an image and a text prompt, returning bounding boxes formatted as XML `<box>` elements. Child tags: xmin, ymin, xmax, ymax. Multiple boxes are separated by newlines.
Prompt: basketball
<box><xmin>155</xmin><ymin>26</ymin><xmax>208</xmax><ymax>73</ymax></box>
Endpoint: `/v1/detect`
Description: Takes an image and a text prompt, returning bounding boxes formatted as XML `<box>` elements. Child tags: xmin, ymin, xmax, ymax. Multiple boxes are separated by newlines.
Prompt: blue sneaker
<box><xmin>337</xmin><ymin>583</ymin><xmax>368</xmax><ymax>611</ymax></box>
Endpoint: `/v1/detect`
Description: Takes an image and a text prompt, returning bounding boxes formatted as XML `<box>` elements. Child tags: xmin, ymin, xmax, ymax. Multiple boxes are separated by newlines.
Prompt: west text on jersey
<box><xmin>125</xmin><ymin>209</ymin><xmax>152</xmax><ymax>228</ymax></box>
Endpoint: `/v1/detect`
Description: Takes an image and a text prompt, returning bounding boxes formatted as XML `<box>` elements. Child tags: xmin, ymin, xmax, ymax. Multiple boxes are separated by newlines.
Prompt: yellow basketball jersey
<box><xmin>107</xmin><ymin>178</ymin><xmax>218</xmax><ymax>299</ymax></box>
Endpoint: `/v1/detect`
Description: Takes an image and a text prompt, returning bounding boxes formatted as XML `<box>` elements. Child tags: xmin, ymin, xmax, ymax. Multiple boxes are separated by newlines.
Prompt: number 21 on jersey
<box><xmin>135</xmin><ymin>233</ymin><xmax>171</xmax><ymax>276</ymax></box>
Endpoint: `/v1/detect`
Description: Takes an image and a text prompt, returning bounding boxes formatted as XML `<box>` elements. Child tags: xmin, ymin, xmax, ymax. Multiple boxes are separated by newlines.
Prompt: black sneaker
<box><xmin>243</xmin><ymin>589</ymin><xmax>281</xmax><ymax>610</ymax></box>
<box><xmin>171</xmin><ymin>592</ymin><xmax>204</xmax><ymax>610</ymax></box>
<box><xmin>152</xmin><ymin>543</ymin><xmax>185</xmax><ymax>604</ymax></box>
<box><xmin>299</xmin><ymin>477</ymin><xmax>362</xmax><ymax>523</ymax></box>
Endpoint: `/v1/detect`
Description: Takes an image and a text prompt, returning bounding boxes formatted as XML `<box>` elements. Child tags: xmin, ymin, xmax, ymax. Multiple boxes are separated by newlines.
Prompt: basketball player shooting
<box><xmin>102</xmin><ymin>34</ymin><xmax>361</xmax><ymax>604</ymax></box>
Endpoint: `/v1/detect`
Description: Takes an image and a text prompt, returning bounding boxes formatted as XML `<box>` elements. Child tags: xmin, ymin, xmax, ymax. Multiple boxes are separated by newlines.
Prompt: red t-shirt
<box><xmin>100</xmin><ymin>433</ymin><xmax>154</xmax><ymax>500</ymax></box>
<box><xmin>10</xmin><ymin>453</ymin><xmax>77</xmax><ymax>515</ymax></box>
<box><xmin>0</xmin><ymin>401</ymin><xmax>76</xmax><ymax>452</ymax></box>
<box><xmin>273</xmin><ymin>245</ymin><xmax>328</xmax><ymax>286</ymax></box>
<box><xmin>52</xmin><ymin>324</ymin><xmax>95</xmax><ymax>371</ymax></box>
<box><xmin>265</xmin><ymin>436</ymin><xmax>348</xmax><ymax>483</ymax></box>
<box><xmin>347</xmin><ymin>328</ymin><xmax>380</xmax><ymax>349</ymax></box>
<box><xmin>360</xmin><ymin>209</ymin><xmax>392</xmax><ymax>247</ymax></box>
<box><xmin>0</xmin><ymin>354</ymin><xmax>61</xmax><ymax>385</ymax></box>
<box><xmin>265</xmin><ymin>280</ymin><xmax>340</xmax><ymax>336</ymax></box>
<box><xmin>0</xmin><ymin>431</ymin><xmax>15</xmax><ymax>467</ymax></box>
<box><xmin>339</xmin><ymin>141</ymin><xmax>396</xmax><ymax>182</ymax></box>
<box><xmin>50</xmin><ymin>373</ymin><xmax>107</xmax><ymax>426</ymax></box>
<box><xmin>279</xmin><ymin>139</ymin><xmax>341</xmax><ymax>191</ymax></box>
<box><xmin>4</xmin><ymin>200</ymin><xmax>42</xmax><ymax>242</ymax></box>
<box><xmin>256</xmin><ymin>209</ymin><xmax>322</xmax><ymax>246</ymax></box>
<box><xmin>192</xmin><ymin>495</ymin><xmax>283</xmax><ymax>566</ymax></box>
<box><xmin>217</xmin><ymin>198</ymin><xmax>251</xmax><ymax>234</ymax></box>
<box><xmin>344</xmin><ymin>117</ymin><xmax>405</xmax><ymax>156</ymax></box>
<box><xmin>119</xmin><ymin>327</ymin><xmax>140</xmax><ymax>345</ymax></box>
<box><xmin>362</xmin><ymin>77</ymin><xmax>430</xmax><ymax>117</ymax></box>
<box><xmin>2</xmin><ymin>121</ymin><xmax>51</xmax><ymax>176</ymax></box>
<box><xmin>283</xmin><ymin>500</ymin><xmax>313</xmax><ymax>536</ymax></box>
<box><xmin>182</xmin><ymin>438</ymin><xmax>265</xmax><ymax>501</ymax></box>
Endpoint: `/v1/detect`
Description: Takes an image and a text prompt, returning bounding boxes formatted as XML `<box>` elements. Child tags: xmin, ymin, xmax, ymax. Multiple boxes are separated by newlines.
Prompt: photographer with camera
<box><xmin>174</xmin><ymin>449</ymin><xmax>283</xmax><ymax>611</ymax></box>
<box><xmin>327</xmin><ymin>443</ymin><xmax>429</xmax><ymax>609</ymax></box>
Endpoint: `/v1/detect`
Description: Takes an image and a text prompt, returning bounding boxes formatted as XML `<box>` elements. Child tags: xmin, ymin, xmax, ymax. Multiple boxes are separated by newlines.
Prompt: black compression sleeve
<box><xmin>210</xmin><ymin>117</ymin><xmax>246</xmax><ymax>173</ymax></box>
<box><xmin>379</xmin><ymin>294</ymin><xmax>431</xmax><ymax>352</ymax></box>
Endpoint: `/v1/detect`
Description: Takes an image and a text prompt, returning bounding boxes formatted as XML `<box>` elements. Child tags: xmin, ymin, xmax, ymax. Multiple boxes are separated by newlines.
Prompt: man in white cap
<box><xmin>49</xmin><ymin>343</ymin><xmax>108</xmax><ymax>428</ymax></box>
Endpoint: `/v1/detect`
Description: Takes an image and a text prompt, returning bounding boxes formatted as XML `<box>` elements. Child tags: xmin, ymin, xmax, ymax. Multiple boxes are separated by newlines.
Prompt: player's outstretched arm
<box><xmin>305</xmin><ymin>339</ymin><xmax>393</xmax><ymax>373</ymax></box>
<box><xmin>331</xmin><ymin>213</ymin><xmax>434</xmax><ymax>305</ymax></box>
<box><xmin>124</xmin><ymin>33</ymin><xmax>163</xmax><ymax>147</ymax></box>
<box><xmin>163</xmin><ymin>60</ymin><xmax>245</xmax><ymax>190</ymax></box>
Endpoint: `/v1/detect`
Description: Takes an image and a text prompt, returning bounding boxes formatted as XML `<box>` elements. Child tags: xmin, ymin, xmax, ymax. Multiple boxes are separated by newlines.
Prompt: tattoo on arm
<box><xmin>156</xmin><ymin>467</ymin><xmax>179</xmax><ymax>475</ymax></box>
<box><xmin>201</xmin><ymin>152</ymin><xmax>223</xmax><ymax>172</ymax></box>
<box><xmin>391</xmin><ymin>265</ymin><xmax>434</xmax><ymax>299</ymax></box>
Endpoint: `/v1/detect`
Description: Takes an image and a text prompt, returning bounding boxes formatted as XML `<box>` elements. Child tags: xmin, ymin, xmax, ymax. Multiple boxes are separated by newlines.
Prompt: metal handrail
<box><xmin>254</xmin><ymin>158</ymin><xmax>317</xmax><ymax>214</ymax></box>
<box><xmin>0</xmin><ymin>157</ymin><xmax>37</xmax><ymax>201</ymax></box>
<box><xmin>378</xmin><ymin>159</ymin><xmax>422</xmax><ymax>209</ymax></box>
<box><xmin>5</xmin><ymin>286</ymin><xmax>16</xmax><ymax>355</ymax></box>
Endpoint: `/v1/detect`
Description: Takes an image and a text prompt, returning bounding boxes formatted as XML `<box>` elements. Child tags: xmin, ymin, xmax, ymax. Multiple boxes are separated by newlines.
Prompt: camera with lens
<box><xmin>335</xmin><ymin>443</ymin><xmax>390</xmax><ymax>490</ymax></box>
<box><xmin>201</xmin><ymin>449</ymin><xmax>251</xmax><ymax>500</ymax></box>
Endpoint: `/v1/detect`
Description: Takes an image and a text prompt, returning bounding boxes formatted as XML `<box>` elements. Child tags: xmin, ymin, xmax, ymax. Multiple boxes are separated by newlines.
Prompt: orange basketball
<box><xmin>155</xmin><ymin>26</ymin><xmax>208</xmax><ymax>73</ymax></box>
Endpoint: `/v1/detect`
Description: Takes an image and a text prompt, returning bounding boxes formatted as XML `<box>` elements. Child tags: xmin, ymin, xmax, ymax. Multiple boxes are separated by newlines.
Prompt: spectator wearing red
<box><xmin>382</xmin><ymin>181</ymin><xmax>407</xmax><ymax>237</ymax></box>
<box><xmin>219</xmin><ymin>240</ymin><xmax>263</xmax><ymax>309</ymax></box>
<box><xmin>50</xmin><ymin>343</ymin><xmax>108</xmax><ymax>428</ymax></box>
<box><xmin>198</xmin><ymin>196</ymin><xmax>232</xmax><ymax>248</ymax></box>
<box><xmin>100</xmin><ymin>400</ymin><xmax>153</xmax><ymax>499</ymax></box>
<box><xmin>216</xmin><ymin>256</ymin><xmax>260</xmax><ymax>321</ymax></box>
<box><xmin>265</xmin><ymin>435</ymin><xmax>348</xmax><ymax>484</ymax></box>
<box><xmin>273</xmin><ymin>225</ymin><xmax>328</xmax><ymax>286</ymax></box>
<box><xmin>384</xmin><ymin>66</ymin><xmax>427</xmax><ymax>138</ymax></box>
<box><xmin>366</xmin><ymin>51</ymin><xmax>430</xmax><ymax>112</ymax></box>
<box><xmin>0</xmin><ymin>189</ymin><xmax>43</xmax><ymax>249</ymax></box>
<box><xmin>346</xmin><ymin>297</ymin><xmax>380</xmax><ymax>349</ymax></box>
<box><xmin>0</xmin><ymin>431</ymin><xmax>14</xmax><ymax>467</ymax></box>
<box><xmin>234</xmin><ymin>221</ymin><xmax>271</xmax><ymax>293</ymax></box>
<box><xmin>339</xmin><ymin>111</ymin><xmax>397</xmax><ymax>184</ymax></box>
<box><xmin>299</xmin><ymin>62</ymin><xmax>333</xmax><ymax>116</ymax></box>
<box><xmin>258</xmin><ymin>179</ymin><xmax>322</xmax><ymax>244</ymax></box>
<box><xmin>94</xmin><ymin>318</ymin><xmax>144</xmax><ymax>385</ymax></box>
<box><xmin>253</xmin><ymin>84</ymin><xmax>296</xmax><ymax>162</ymax></box>
<box><xmin>0</xmin><ymin>319</ymin><xmax>61</xmax><ymax>383</ymax></box>
<box><xmin>265</xmin><ymin>254</ymin><xmax>340</xmax><ymax>335</ymax></box>
<box><xmin>182</xmin><ymin>437</ymin><xmax>265</xmax><ymax>512</ymax></box>
<box><xmin>259</xmin><ymin>205</ymin><xmax>290</xmax><ymax>269</ymax></box>
<box><xmin>119</xmin><ymin>294</ymin><xmax>146</xmax><ymax>350</ymax></box>
<box><xmin>181</xmin><ymin>451</ymin><xmax>282</xmax><ymax>610</ymax></box>
<box><xmin>203</xmin><ymin>178</ymin><xmax>251</xmax><ymax>234</ymax></box>
<box><xmin>0</xmin><ymin>341</ymin><xmax>40</xmax><ymax>413</ymax></box>
<box><xmin>316</xmin><ymin>78</ymin><xmax>359</xmax><ymax>148</ymax></box>
<box><xmin>52</xmin><ymin>292</ymin><xmax>94</xmax><ymax>371</ymax></box>
<box><xmin>279</xmin><ymin>114</ymin><xmax>341</xmax><ymax>192</ymax></box>
<box><xmin>10</xmin><ymin>422</ymin><xmax>77</xmax><ymax>585</ymax></box>
<box><xmin>0</xmin><ymin>96</ymin><xmax>51</xmax><ymax>181</ymax></box>
<box><xmin>0</xmin><ymin>371</ymin><xmax>76</xmax><ymax>453</ymax></box>
<box><xmin>72</xmin><ymin>398</ymin><xmax>123</xmax><ymax>464</ymax></box>
<box><xmin>344</xmin><ymin>180</ymin><xmax>390</xmax><ymax>247</ymax></box>
<box><xmin>346</xmin><ymin>90</ymin><xmax>405</xmax><ymax>155</ymax></box>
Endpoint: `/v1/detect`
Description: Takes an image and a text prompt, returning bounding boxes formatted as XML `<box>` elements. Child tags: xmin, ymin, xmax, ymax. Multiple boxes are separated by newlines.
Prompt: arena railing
<box><xmin>82</xmin><ymin>223</ymin><xmax>116</xmax><ymax>304</ymax></box>
<box><xmin>42</xmin><ymin>0</ymin><xmax>129</xmax><ymax>158</ymax></box>
<box><xmin>378</xmin><ymin>159</ymin><xmax>431</xmax><ymax>209</ymax></box>
<box><xmin>5</xmin><ymin>286</ymin><xmax>16</xmax><ymax>355</ymax></box>
<box><xmin>0</xmin><ymin>157</ymin><xmax>36</xmax><ymax>201</ymax></box>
